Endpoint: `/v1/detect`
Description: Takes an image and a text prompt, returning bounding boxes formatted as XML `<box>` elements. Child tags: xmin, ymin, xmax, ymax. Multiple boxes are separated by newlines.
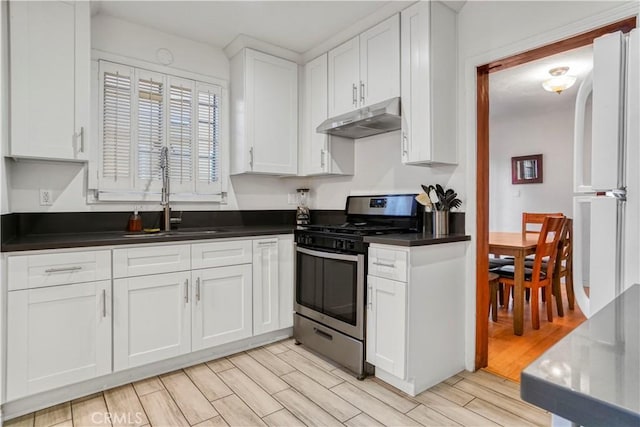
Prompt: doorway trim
<box><xmin>475</xmin><ymin>16</ymin><xmax>637</xmax><ymax>369</ymax></box>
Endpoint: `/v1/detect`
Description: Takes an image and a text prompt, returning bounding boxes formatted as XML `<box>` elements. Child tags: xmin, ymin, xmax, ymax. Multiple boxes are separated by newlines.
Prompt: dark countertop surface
<box><xmin>363</xmin><ymin>233</ymin><xmax>471</xmax><ymax>247</ymax></box>
<box><xmin>521</xmin><ymin>284</ymin><xmax>640</xmax><ymax>427</ymax></box>
<box><xmin>1</xmin><ymin>225</ymin><xmax>295</xmax><ymax>252</ymax></box>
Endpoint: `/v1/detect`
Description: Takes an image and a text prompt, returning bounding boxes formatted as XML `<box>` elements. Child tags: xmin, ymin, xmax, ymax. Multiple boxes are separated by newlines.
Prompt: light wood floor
<box><xmin>486</xmin><ymin>285</ymin><xmax>586</xmax><ymax>382</ymax></box>
<box><xmin>5</xmin><ymin>338</ymin><xmax>549</xmax><ymax>427</ymax></box>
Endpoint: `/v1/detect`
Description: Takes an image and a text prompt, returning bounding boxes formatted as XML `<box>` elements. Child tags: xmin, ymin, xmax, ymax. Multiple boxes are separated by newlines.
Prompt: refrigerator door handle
<box><xmin>574</xmin><ymin>71</ymin><xmax>593</xmax><ymax>193</ymax></box>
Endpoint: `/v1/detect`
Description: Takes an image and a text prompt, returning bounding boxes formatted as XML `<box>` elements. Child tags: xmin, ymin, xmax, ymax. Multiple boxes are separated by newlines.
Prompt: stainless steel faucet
<box><xmin>160</xmin><ymin>146</ymin><xmax>171</xmax><ymax>231</ymax></box>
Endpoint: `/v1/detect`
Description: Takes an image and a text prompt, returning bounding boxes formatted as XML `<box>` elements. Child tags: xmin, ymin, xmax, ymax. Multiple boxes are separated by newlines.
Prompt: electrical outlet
<box><xmin>39</xmin><ymin>189</ymin><xmax>53</xmax><ymax>206</ymax></box>
<box><xmin>287</xmin><ymin>193</ymin><xmax>298</xmax><ymax>205</ymax></box>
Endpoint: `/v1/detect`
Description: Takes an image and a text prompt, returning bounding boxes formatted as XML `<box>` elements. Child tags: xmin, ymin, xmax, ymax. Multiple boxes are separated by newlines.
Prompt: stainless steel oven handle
<box><xmin>295</xmin><ymin>245</ymin><xmax>359</xmax><ymax>262</ymax></box>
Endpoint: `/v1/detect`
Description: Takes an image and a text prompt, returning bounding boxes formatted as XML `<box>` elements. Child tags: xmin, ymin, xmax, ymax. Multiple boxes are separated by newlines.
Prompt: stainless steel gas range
<box><xmin>293</xmin><ymin>194</ymin><xmax>418</xmax><ymax>379</ymax></box>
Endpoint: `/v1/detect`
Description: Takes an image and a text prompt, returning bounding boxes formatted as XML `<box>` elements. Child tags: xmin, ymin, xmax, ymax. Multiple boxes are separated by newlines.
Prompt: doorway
<box><xmin>475</xmin><ymin>17</ymin><xmax>637</xmax><ymax>372</ymax></box>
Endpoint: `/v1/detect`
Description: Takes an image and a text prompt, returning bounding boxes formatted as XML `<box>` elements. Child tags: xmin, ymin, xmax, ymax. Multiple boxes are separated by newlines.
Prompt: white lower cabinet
<box><xmin>366</xmin><ymin>242</ymin><xmax>467</xmax><ymax>396</ymax></box>
<box><xmin>366</xmin><ymin>275</ymin><xmax>406</xmax><ymax>379</ymax></box>
<box><xmin>5</xmin><ymin>234</ymin><xmax>296</xmax><ymax>403</ymax></box>
<box><xmin>253</xmin><ymin>238</ymin><xmax>280</xmax><ymax>335</ymax></box>
<box><xmin>278</xmin><ymin>235</ymin><xmax>295</xmax><ymax>328</ymax></box>
<box><xmin>7</xmin><ymin>280</ymin><xmax>112</xmax><ymax>401</ymax></box>
<box><xmin>192</xmin><ymin>264</ymin><xmax>253</xmax><ymax>350</ymax></box>
<box><xmin>113</xmin><ymin>271</ymin><xmax>192</xmax><ymax>371</ymax></box>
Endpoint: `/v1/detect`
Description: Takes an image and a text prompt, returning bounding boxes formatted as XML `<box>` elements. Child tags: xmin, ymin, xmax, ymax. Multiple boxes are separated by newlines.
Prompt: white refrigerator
<box><xmin>573</xmin><ymin>29</ymin><xmax>639</xmax><ymax>318</ymax></box>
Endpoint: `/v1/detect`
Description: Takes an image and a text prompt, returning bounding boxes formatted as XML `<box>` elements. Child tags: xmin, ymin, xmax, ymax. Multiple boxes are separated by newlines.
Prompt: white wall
<box><xmin>5</xmin><ymin>14</ymin><xmax>304</xmax><ymax>213</ymax></box>
<box><xmin>458</xmin><ymin>0</ymin><xmax>638</xmax><ymax>370</ymax></box>
<box><xmin>489</xmin><ymin>106</ymin><xmax>575</xmax><ymax>232</ymax></box>
<box><xmin>308</xmin><ymin>132</ymin><xmax>459</xmax><ymax>210</ymax></box>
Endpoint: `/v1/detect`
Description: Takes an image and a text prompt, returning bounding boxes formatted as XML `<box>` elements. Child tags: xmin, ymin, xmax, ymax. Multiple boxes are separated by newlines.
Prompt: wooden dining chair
<box><xmin>488</xmin><ymin>271</ymin><xmax>501</xmax><ymax>322</ymax></box>
<box><xmin>522</xmin><ymin>212</ymin><xmax>564</xmax><ymax>238</ymax></box>
<box><xmin>496</xmin><ymin>216</ymin><xmax>566</xmax><ymax>330</ymax></box>
<box><xmin>555</xmin><ymin>218</ymin><xmax>575</xmax><ymax>313</ymax></box>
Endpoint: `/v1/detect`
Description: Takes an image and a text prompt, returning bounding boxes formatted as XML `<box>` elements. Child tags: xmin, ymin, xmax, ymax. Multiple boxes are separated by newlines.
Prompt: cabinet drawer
<box><xmin>192</xmin><ymin>239</ymin><xmax>252</xmax><ymax>269</ymax></box>
<box><xmin>113</xmin><ymin>244</ymin><xmax>190</xmax><ymax>278</ymax></box>
<box><xmin>368</xmin><ymin>247</ymin><xmax>407</xmax><ymax>282</ymax></box>
<box><xmin>8</xmin><ymin>250</ymin><xmax>111</xmax><ymax>291</ymax></box>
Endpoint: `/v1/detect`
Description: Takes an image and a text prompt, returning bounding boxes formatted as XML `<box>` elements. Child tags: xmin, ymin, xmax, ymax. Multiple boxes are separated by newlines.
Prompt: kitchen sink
<box><xmin>121</xmin><ymin>229</ymin><xmax>225</xmax><ymax>238</ymax></box>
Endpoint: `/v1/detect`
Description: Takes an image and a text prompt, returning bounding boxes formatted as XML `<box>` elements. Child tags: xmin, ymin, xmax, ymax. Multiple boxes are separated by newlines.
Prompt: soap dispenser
<box><xmin>128</xmin><ymin>208</ymin><xmax>143</xmax><ymax>232</ymax></box>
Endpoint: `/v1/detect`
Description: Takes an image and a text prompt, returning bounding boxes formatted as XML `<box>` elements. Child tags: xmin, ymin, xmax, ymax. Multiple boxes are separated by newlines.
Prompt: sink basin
<box><xmin>121</xmin><ymin>229</ymin><xmax>225</xmax><ymax>238</ymax></box>
<box><xmin>172</xmin><ymin>229</ymin><xmax>223</xmax><ymax>235</ymax></box>
<box><xmin>122</xmin><ymin>232</ymin><xmax>171</xmax><ymax>238</ymax></box>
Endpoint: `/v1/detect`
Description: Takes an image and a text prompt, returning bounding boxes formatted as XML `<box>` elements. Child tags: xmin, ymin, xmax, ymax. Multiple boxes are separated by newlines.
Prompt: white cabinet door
<box><xmin>303</xmin><ymin>54</ymin><xmax>329</xmax><ymax>175</ymax></box>
<box><xmin>253</xmin><ymin>238</ymin><xmax>280</xmax><ymax>335</ymax></box>
<box><xmin>366</xmin><ymin>275</ymin><xmax>406</xmax><ymax>379</ymax></box>
<box><xmin>7</xmin><ymin>281</ymin><xmax>111</xmax><ymax>401</ymax></box>
<box><xmin>243</xmin><ymin>49</ymin><xmax>298</xmax><ymax>175</ymax></box>
<box><xmin>400</xmin><ymin>2</ymin><xmax>456</xmax><ymax>165</ymax></box>
<box><xmin>278</xmin><ymin>235</ymin><xmax>295</xmax><ymax>329</ymax></box>
<box><xmin>359</xmin><ymin>14</ymin><xmax>400</xmax><ymax>108</ymax></box>
<box><xmin>328</xmin><ymin>37</ymin><xmax>360</xmax><ymax>117</ymax></box>
<box><xmin>9</xmin><ymin>0</ymin><xmax>89</xmax><ymax>161</ymax></box>
<box><xmin>192</xmin><ymin>264</ymin><xmax>252</xmax><ymax>350</ymax></box>
<box><xmin>113</xmin><ymin>272</ymin><xmax>191</xmax><ymax>371</ymax></box>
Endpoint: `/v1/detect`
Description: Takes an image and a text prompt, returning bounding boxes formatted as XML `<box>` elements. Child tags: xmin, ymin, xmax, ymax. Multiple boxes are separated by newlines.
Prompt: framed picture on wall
<box><xmin>512</xmin><ymin>154</ymin><xmax>543</xmax><ymax>184</ymax></box>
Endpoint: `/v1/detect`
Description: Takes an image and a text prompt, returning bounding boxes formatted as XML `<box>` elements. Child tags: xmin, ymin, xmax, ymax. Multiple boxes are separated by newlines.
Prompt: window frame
<box><xmin>90</xmin><ymin>55</ymin><xmax>229</xmax><ymax>203</ymax></box>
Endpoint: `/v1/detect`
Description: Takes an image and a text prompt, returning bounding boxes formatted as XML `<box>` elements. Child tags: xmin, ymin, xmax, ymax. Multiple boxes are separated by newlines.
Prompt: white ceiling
<box><xmin>92</xmin><ymin>1</ymin><xmax>409</xmax><ymax>54</ymax></box>
<box><xmin>490</xmin><ymin>45</ymin><xmax>594</xmax><ymax>117</ymax></box>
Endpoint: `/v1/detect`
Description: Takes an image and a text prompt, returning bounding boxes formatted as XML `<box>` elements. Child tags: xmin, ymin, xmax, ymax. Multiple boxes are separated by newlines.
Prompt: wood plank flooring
<box><xmin>5</xmin><ymin>339</ymin><xmax>549</xmax><ymax>427</ymax></box>
<box><xmin>487</xmin><ymin>285</ymin><xmax>586</xmax><ymax>382</ymax></box>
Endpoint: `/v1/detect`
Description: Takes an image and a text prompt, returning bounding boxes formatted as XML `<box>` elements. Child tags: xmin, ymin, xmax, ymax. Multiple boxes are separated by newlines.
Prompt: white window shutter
<box><xmin>135</xmin><ymin>70</ymin><xmax>165</xmax><ymax>192</ymax></box>
<box><xmin>168</xmin><ymin>77</ymin><xmax>195</xmax><ymax>194</ymax></box>
<box><xmin>195</xmin><ymin>83</ymin><xmax>222</xmax><ymax>194</ymax></box>
<box><xmin>98</xmin><ymin>61</ymin><xmax>134</xmax><ymax>190</ymax></box>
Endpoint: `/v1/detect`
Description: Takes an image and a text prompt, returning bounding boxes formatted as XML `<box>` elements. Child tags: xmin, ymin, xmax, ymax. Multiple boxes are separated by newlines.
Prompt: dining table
<box><xmin>489</xmin><ymin>232</ymin><xmax>538</xmax><ymax>336</ymax></box>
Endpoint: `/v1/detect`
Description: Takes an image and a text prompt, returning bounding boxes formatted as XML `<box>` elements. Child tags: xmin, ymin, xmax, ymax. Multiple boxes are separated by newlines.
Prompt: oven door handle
<box><xmin>295</xmin><ymin>245</ymin><xmax>360</xmax><ymax>262</ymax></box>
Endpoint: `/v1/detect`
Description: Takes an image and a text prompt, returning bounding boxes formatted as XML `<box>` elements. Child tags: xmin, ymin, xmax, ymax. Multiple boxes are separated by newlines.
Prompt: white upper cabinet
<box><xmin>401</xmin><ymin>2</ymin><xmax>457</xmax><ymax>165</ymax></box>
<box><xmin>9</xmin><ymin>0</ymin><xmax>90</xmax><ymax>161</ymax></box>
<box><xmin>359</xmin><ymin>15</ymin><xmax>400</xmax><ymax>108</ymax></box>
<box><xmin>231</xmin><ymin>49</ymin><xmax>298</xmax><ymax>175</ymax></box>
<box><xmin>327</xmin><ymin>15</ymin><xmax>399</xmax><ymax>118</ymax></box>
<box><xmin>327</xmin><ymin>37</ymin><xmax>360</xmax><ymax>117</ymax></box>
<box><xmin>300</xmin><ymin>54</ymin><xmax>354</xmax><ymax>176</ymax></box>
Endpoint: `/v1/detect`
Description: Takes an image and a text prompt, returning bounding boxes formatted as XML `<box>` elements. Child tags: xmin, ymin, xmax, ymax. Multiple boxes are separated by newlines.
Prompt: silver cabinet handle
<box><xmin>352</xmin><ymin>84</ymin><xmax>357</xmax><ymax>108</ymax></box>
<box><xmin>196</xmin><ymin>277</ymin><xmax>201</xmax><ymax>302</ymax></box>
<box><xmin>320</xmin><ymin>149</ymin><xmax>326</xmax><ymax>169</ymax></box>
<box><xmin>102</xmin><ymin>289</ymin><xmax>107</xmax><ymax>318</ymax></box>
<box><xmin>45</xmin><ymin>266</ymin><xmax>82</xmax><ymax>273</ymax></box>
<box><xmin>257</xmin><ymin>240</ymin><xmax>277</xmax><ymax>246</ymax></box>
<box><xmin>373</xmin><ymin>261</ymin><xmax>396</xmax><ymax>268</ymax></box>
<box><xmin>184</xmin><ymin>279</ymin><xmax>189</xmax><ymax>303</ymax></box>
<box><xmin>360</xmin><ymin>81</ymin><xmax>365</xmax><ymax>104</ymax></box>
<box><xmin>367</xmin><ymin>286</ymin><xmax>372</xmax><ymax>309</ymax></box>
<box><xmin>79</xmin><ymin>126</ymin><xmax>85</xmax><ymax>153</ymax></box>
<box><xmin>249</xmin><ymin>147</ymin><xmax>254</xmax><ymax>169</ymax></box>
<box><xmin>402</xmin><ymin>133</ymin><xmax>408</xmax><ymax>159</ymax></box>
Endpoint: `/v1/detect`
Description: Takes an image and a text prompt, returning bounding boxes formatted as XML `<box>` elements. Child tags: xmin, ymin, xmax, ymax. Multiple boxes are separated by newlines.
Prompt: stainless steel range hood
<box><xmin>316</xmin><ymin>97</ymin><xmax>401</xmax><ymax>139</ymax></box>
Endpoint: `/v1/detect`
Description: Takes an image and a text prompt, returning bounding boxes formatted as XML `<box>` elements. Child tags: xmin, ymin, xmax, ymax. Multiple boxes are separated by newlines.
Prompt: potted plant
<box><xmin>415</xmin><ymin>184</ymin><xmax>462</xmax><ymax>235</ymax></box>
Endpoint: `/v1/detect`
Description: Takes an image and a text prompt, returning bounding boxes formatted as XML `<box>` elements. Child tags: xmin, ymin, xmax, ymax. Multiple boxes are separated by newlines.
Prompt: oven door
<box><xmin>294</xmin><ymin>246</ymin><xmax>365</xmax><ymax>340</ymax></box>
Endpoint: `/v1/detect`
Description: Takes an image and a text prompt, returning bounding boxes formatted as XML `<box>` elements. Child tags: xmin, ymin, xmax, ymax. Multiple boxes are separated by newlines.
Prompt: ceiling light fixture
<box><xmin>542</xmin><ymin>66</ymin><xmax>577</xmax><ymax>94</ymax></box>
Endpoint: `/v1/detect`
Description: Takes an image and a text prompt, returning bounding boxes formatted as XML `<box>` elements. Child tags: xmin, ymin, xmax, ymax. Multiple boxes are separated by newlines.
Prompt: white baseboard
<box><xmin>1</xmin><ymin>328</ymin><xmax>292</xmax><ymax>421</ymax></box>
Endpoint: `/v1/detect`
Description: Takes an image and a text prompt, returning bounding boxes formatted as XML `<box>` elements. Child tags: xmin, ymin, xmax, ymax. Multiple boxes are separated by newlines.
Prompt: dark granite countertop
<box><xmin>1</xmin><ymin>225</ymin><xmax>295</xmax><ymax>252</ymax></box>
<box><xmin>363</xmin><ymin>232</ymin><xmax>471</xmax><ymax>247</ymax></box>
<box><xmin>521</xmin><ymin>284</ymin><xmax>640</xmax><ymax>427</ymax></box>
